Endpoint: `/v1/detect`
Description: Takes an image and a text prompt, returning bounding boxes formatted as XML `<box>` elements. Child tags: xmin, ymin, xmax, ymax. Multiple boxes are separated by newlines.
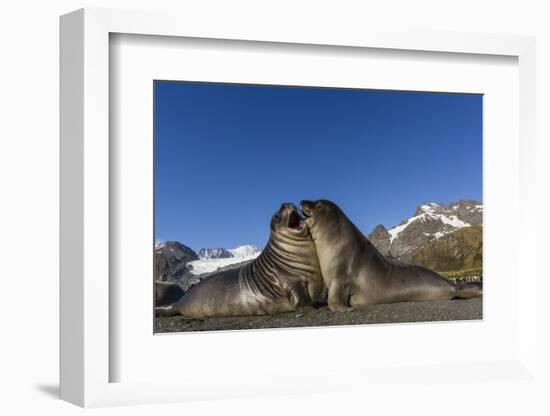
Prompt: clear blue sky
<box><xmin>154</xmin><ymin>81</ymin><xmax>482</xmax><ymax>251</ymax></box>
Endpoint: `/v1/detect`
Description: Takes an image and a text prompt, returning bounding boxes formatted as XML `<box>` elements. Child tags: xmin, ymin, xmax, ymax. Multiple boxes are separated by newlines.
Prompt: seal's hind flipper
<box><xmin>453</xmin><ymin>280</ymin><xmax>482</xmax><ymax>299</ymax></box>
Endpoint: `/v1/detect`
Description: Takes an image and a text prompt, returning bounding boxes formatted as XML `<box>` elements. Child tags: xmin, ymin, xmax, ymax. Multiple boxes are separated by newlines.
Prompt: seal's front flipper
<box><xmin>155</xmin><ymin>303</ymin><xmax>178</xmax><ymax>317</ymax></box>
<box><xmin>329</xmin><ymin>304</ymin><xmax>354</xmax><ymax>312</ymax></box>
<box><xmin>288</xmin><ymin>280</ymin><xmax>313</xmax><ymax>308</ymax></box>
<box><xmin>296</xmin><ymin>305</ymin><xmax>316</xmax><ymax>312</ymax></box>
<box><xmin>328</xmin><ymin>280</ymin><xmax>353</xmax><ymax>312</ymax></box>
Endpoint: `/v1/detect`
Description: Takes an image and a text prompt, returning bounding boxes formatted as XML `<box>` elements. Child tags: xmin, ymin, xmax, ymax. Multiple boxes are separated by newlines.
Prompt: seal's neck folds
<box><xmin>240</xmin><ymin>231</ymin><xmax>320</xmax><ymax>300</ymax></box>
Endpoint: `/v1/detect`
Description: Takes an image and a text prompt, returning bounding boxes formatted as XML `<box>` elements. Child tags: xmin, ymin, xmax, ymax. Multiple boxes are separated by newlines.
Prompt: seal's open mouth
<box><xmin>287</xmin><ymin>210</ymin><xmax>304</xmax><ymax>230</ymax></box>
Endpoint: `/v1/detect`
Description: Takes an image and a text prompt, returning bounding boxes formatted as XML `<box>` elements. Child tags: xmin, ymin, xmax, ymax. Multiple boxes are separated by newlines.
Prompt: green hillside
<box><xmin>412</xmin><ymin>226</ymin><xmax>482</xmax><ymax>273</ymax></box>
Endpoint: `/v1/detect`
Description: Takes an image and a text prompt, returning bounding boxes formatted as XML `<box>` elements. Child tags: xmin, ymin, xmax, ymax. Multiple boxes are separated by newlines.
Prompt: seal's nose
<box><xmin>281</xmin><ymin>202</ymin><xmax>294</xmax><ymax>211</ymax></box>
<box><xmin>300</xmin><ymin>200</ymin><xmax>314</xmax><ymax>217</ymax></box>
<box><xmin>300</xmin><ymin>200</ymin><xmax>313</xmax><ymax>209</ymax></box>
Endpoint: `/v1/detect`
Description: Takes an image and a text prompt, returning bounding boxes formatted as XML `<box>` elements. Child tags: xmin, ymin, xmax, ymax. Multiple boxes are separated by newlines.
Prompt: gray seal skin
<box><xmin>300</xmin><ymin>199</ymin><xmax>482</xmax><ymax>312</ymax></box>
<box><xmin>155</xmin><ymin>280</ymin><xmax>186</xmax><ymax>307</ymax></box>
<box><xmin>156</xmin><ymin>203</ymin><xmax>323</xmax><ymax>318</ymax></box>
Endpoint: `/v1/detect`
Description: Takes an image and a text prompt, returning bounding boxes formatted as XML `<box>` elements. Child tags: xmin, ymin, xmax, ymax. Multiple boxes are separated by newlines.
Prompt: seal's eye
<box><xmin>273</xmin><ymin>212</ymin><xmax>281</xmax><ymax>222</ymax></box>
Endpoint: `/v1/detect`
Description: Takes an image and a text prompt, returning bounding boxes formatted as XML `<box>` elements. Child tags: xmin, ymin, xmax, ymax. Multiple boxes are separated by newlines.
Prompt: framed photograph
<box><xmin>60</xmin><ymin>8</ymin><xmax>538</xmax><ymax>408</ymax></box>
<box><xmin>152</xmin><ymin>80</ymin><xmax>484</xmax><ymax>334</ymax></box>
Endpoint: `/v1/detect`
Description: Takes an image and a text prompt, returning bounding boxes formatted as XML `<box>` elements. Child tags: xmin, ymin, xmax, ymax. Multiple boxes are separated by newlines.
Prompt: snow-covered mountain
<box><xmin>368</xmin><ymin>200</ymin><xmax>482</xmax><ymax>262</ymax></box>
<box><xmin>198</xmin><ymin>248</ymin><xmax>233</xmax><ymax>259</ymax></box>
<box><xmin>188</xmin><ymin>245</ymin><xmax>261</xmax><ymax>275</ymax></box>
<box><xmin>197</xmin><ymin>245</ymin><xmax>260</xmax><ymax>260</ymax></box>
<box><xmin>228</xmin><ymin>245</ymin><xmax>261</xmax><ymax>258</ymax></box>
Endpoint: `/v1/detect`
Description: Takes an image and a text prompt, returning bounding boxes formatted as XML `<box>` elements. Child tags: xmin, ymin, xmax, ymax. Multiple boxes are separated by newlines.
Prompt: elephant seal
<box><xmin>300</xmin><ymin>199</ymin><xmax>482</xmax><ymax>312</ymax></box>
<box><xmin>155</xmin><ymin>280</ymin><xmax>185</xmax><ymax>307</ymax></box>
<box><xmin>156</xmin><ymin>203</ymin><xmax>323</xmax><ymax>318</ymax></box>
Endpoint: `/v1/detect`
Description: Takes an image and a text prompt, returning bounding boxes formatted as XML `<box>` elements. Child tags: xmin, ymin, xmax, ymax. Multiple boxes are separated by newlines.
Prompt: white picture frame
<box><xmin>60</xmin><ymin>7</ymin><xmax>538</xmax><ymax>408</ymax></box>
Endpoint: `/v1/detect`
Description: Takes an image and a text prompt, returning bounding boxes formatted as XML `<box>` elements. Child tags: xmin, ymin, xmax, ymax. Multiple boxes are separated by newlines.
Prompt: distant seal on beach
<box><xmin>155</xmin><ymin>280</ymin><xmax>186</xmax><ymax>307</ymax></box>
<box><xmin>300</xmin><ymin>199</ymin><xmax>482</xmax><ymax>312</ymax></box>
<box><xmin>156</xmin><ymin>203</ymin><xmax>323</xmax><ymax>318</ymax></box>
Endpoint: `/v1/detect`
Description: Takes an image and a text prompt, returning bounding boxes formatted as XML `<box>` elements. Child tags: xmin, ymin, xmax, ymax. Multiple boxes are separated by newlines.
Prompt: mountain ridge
<box><xmin>368</xmin><ymin>199</ymin><xmax>482</xmax><ymax>264</ymax></box>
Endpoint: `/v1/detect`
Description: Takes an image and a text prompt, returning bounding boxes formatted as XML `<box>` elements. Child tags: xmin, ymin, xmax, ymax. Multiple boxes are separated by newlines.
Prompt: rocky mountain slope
<box><xmin>368</xmin><ymin>200</ymin><xmax>482</xmax><ymax>263</ymax></box>
<box><xmin>412</xmin><ymin>225</ymin><xmax>482</xmax><ymax>273</ymax></box>
<box><xmin>154</xmin><ymin>241</ymin><xmax>200</xmax><ymax>290</ymax></box>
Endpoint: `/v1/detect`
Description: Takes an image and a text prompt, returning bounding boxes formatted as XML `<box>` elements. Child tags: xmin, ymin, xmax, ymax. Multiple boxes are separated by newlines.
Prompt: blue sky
<box><xmin>154</xmin><ymin>81</ymin><xmax>482</xmax><ymax>251</ymax></box>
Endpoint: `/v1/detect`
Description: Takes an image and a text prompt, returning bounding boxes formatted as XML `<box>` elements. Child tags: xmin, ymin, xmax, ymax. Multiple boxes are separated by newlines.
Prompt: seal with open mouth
<box><xmin>156</xmin><ymin>203</ymin><xmax>323</xmax><ymax>318</ymax></box>
<box><xmin>301</xmin><ymin>199</ymin><xmax>482</xmax><ymax>312</ymax></box>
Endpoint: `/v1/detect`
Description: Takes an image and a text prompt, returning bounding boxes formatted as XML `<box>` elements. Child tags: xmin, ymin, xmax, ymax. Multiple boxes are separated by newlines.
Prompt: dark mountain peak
<box><xmin>367</xmin><ymin>224</ymin><xmax>391</xmax><ymax>255</ymax></box>
<box><xmin>452</xmin><ymin>198</ymin><xmax>481</xmax><ymax>207</ymax></box>
<box><xmin>154</xmin><ymin>241</ymin><xmax>199</xmax><ymax>289</ymax></box>
<box><xmin>369</xmin><ymin>224</ymin><xmax>389</xmax><ymax>237</ymax></box>
<box><xmin>155</xmin><ymin>241</ymin><xmax>199</xmax><ymax>261</ymax></box>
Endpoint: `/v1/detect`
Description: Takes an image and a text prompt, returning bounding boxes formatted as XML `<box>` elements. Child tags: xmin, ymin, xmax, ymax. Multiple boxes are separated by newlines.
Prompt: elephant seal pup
<box><xmin>155</xmin><ymin>280</ymin><xmax>185</xmax><ymax>307</ymax></box>
<box><xmin>300</xmin><ymin>199</ymin><xmax>482</xmax><ymax>312</ymax></box>
<box><xmin>156</xmin><ymin>203</ymin><xmax>323</xmax><ymax>318</ymax></box>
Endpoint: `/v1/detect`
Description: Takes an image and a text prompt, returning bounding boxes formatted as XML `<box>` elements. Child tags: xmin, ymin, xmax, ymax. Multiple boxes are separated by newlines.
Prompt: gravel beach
<box><xmin>155</xmin><ymin>297</ymin><xmax>482</xmax><ymax>333</ymax></box>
